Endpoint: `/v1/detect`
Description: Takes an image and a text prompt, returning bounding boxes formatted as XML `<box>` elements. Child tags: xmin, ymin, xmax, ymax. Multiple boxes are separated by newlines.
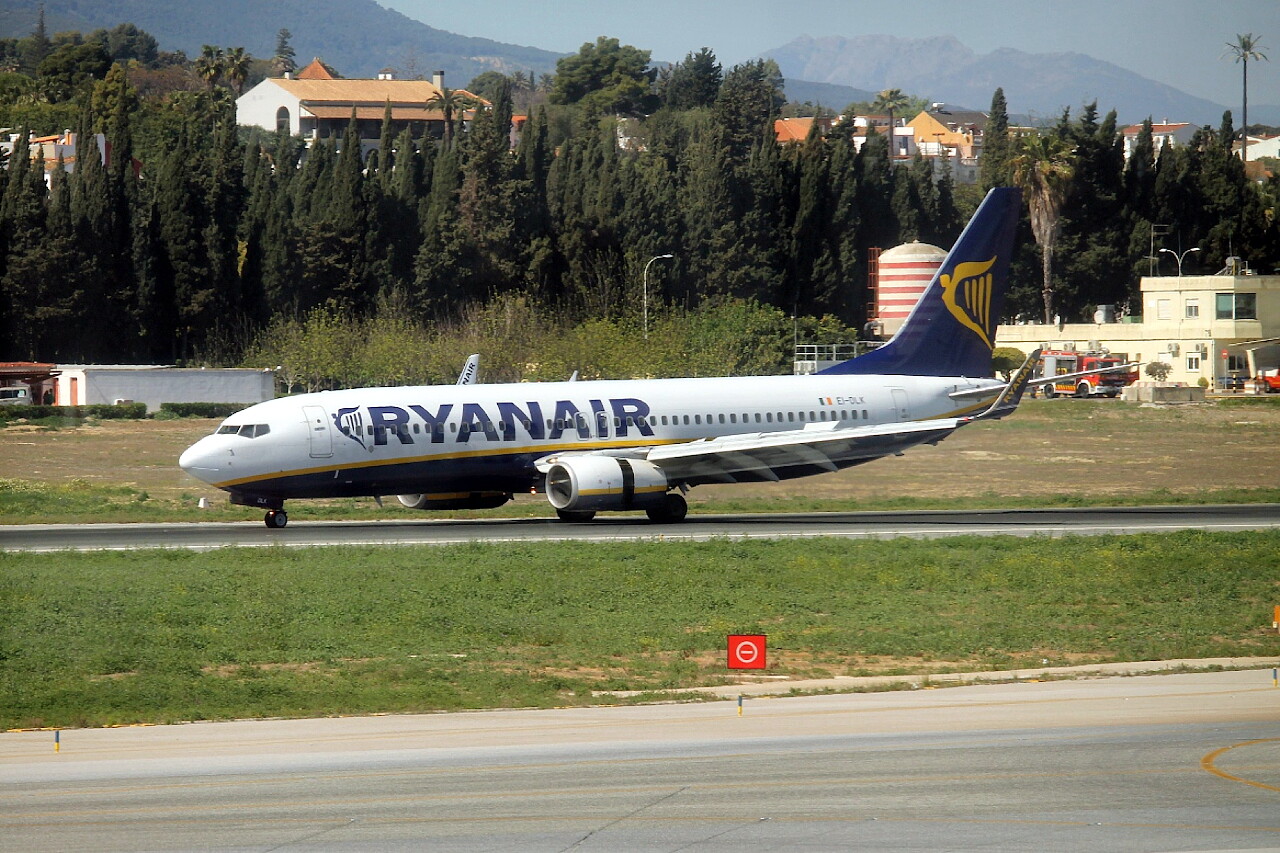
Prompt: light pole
<box><xmin>643</xmin><ymin>253</ymin><xmax>673</xmax><ymax>339</ymax></box>
<box><xmin>1159</xmin><ymin>247</ymin><xmax>1200</xmax><ymax>276</ymax></box>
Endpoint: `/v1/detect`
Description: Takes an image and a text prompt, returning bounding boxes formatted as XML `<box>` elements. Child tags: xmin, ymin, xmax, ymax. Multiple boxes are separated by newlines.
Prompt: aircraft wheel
<box><xmin>646</xmin><ymin>493</ymin><xmax>688</xmax><ymax>523</ymax></box>
<box><xmin>265</xmin><ymin>509</ymin><xmax>288</xmax><ymax>529</ymax></box>
<box><xmin>555</xmin><ymin>508</ymin><xmax>595</xmax><ymax>522</ymax></box>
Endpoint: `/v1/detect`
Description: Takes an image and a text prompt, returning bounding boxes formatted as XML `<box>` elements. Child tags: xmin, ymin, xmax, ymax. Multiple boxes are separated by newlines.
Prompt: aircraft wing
<box><xmin>533</xmin><ymin>418</ymin><xmax>965</xmax><ymax>487</ymax></box>
<box><xmin>638</xmin><ymin>419</ymin><xmax>965</xmax><ymax>485</ymax></box>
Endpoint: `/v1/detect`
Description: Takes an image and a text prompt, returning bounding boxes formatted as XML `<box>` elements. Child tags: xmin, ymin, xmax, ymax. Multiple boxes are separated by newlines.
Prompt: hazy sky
<box><xmin>381</xmin><ymin>0</ymin><xmax>1277</xmax><ymax>108</ymax></box>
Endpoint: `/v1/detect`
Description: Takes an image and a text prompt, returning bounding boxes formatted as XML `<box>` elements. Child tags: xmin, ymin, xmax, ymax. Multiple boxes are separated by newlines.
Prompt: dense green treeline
<box><xmin>0</xmin><ymin>28</ymin><xmax>1277</xmax><ymax>379</ymax></box>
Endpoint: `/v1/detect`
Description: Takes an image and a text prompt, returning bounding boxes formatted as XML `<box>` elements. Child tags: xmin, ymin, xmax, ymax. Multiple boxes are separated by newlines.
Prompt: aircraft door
<box><xmin>303</xmin><ymin>405</ymin><xmax>333</xmax><ymax>458</ymax></box>
<box><xmin>890</xmin><ymin>388</ymin><xmax>910</xmax><ymax>421</ymax></box>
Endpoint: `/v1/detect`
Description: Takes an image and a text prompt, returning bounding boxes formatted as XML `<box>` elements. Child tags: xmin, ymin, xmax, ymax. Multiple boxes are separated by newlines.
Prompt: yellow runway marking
<box><xmin>1201</xmin><ymin>738</ymin><xmax>1280</xmax><ymax>793</ymax></box>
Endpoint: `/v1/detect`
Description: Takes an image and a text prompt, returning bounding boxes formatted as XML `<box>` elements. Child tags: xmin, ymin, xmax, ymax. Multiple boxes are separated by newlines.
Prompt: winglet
<box><xmin>456</xmin><ymin>354</ymin><xmax>480</xmax><ymax>385</ymax></box>
<box><xmin>972</xmin><ymin>347</ymin><xmax>1041</xmax><ymax>421</ymax></box>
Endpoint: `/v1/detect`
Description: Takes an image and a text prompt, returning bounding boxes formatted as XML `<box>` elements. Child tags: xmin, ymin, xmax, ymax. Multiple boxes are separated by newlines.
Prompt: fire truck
<box><xmin>1036</xmin><ymin>349</ymin><xmax>1137</xmax><ymax>398</ymax></box>
<box><xmin>1253</xmin><ymin>369</ymin><xmax>1280</xmax><ymax>394</ymax></box>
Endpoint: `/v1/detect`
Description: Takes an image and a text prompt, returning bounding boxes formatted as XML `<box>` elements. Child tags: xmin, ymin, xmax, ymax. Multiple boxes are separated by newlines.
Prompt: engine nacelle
<box><xmin>545</xmin><ymin>456</ymin><xmax>669</xmax><ymax>512</ymax></box>
<box><xmin>396</xmin><ymin>492</ymin><xmax>511</xmax><ymax>511</ymax></box>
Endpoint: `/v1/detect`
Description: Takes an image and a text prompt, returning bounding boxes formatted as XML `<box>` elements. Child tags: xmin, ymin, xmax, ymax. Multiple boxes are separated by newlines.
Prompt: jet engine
<box><xmin>396</xmin><ymin>492</ymin><xmax>511</xmax><ymax>511</ymax></box>
<box><xmin>545</xmin><ymin>456</ymin><xmax>669</xmax><ymax>512</ymax></box>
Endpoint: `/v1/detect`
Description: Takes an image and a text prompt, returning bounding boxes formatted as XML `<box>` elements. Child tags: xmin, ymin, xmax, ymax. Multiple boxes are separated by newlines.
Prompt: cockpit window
<box><xmin>217</xmin><ymin>423</ymin><xmax>270</xmax><ymax>438</ymax></box>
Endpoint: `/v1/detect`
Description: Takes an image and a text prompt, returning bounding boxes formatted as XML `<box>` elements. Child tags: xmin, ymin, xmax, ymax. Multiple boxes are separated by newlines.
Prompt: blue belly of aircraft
<box><xmin>231</xmin><ymin>450</ymin><xmax>543</xmax><ymax>502</ymax></box>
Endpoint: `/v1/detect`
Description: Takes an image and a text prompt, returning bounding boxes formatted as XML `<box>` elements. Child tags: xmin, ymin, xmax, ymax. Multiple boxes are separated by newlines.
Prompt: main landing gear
<box><xmin>646</xmin><ymin>492</ymin><xmax>688</xmax><ymax>523</ymax></box>
<box><xmin>264</xmin><ymin>509</ymin><xmax>288</xmax><ymax>528</ymax></box>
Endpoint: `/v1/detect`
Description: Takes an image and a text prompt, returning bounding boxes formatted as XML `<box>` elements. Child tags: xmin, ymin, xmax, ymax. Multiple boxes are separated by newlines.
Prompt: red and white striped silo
<box><xmin>874</xmin><ymin>241</ymin><xmax>946</xmax><ymax>336</ymax></box>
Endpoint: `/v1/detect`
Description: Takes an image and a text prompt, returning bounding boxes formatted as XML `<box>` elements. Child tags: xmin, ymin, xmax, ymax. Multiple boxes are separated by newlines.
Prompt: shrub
<box><xmin>0</xmin><ymin>402</ymin><xmax>147</xmax><ymax>420</ymax></box>
<box><xmin>158</xmin><ymin>402</ymin><xmax>248</xmax><ymax>419</ymax></box>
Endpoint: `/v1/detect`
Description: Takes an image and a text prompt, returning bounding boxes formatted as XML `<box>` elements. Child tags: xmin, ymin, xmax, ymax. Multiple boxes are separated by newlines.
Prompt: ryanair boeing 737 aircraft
<box><xmin>180</xmin><ymin>187</ymin><xmax>1035</xmax><ymax>527</ymax></box>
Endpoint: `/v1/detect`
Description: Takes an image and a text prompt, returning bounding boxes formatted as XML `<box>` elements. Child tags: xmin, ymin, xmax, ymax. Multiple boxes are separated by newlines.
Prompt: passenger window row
<box><xmin>655</xmin><ymin>409</ymin><xmax>869</xmax><ymax>426</ymax></box>
<box><xmin>358</xmin><ymin>408</ymin><xmax>873</xmax><ymax>438</ymax></box>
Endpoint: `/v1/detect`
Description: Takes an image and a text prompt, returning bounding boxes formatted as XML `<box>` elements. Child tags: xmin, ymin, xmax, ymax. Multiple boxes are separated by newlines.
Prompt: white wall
<box><xmin>57</xmin><ymin>367</ymin><xmax>275</xmax><ymax>412</ymax></box>
<box><xmin>236</xmin><ymin>80</ymin><xmax>299</xmax><ymax>136</ymax></box>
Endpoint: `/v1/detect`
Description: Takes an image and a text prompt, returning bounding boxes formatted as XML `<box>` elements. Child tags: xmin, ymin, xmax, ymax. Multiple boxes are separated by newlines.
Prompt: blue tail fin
<box><xmin>819</xmin><ymin>187</ymin><xmax>1022</xmax><ymax>377</ymax></box>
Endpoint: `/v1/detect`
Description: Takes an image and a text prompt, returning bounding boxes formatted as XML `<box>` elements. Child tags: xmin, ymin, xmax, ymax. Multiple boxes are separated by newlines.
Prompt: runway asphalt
<box><xmin>3</xmin><ymin>503</ymin><xmax>1279</xmax><ymax>551</ymax></box>
<box><xmin>3</xmin><ymin>669</ymin><xmax>1279</xmax><ymax>851</ymax></box>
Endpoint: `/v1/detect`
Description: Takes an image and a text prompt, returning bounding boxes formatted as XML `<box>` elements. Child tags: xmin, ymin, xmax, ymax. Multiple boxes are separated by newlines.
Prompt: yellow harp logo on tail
<box><xmin>940</xmin><ymin>256</ymin><xmax>998</xmax><ymax>349</ymax></box>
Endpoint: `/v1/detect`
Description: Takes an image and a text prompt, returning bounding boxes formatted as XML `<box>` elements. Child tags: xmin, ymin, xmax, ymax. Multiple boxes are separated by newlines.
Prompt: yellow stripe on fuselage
<box><xmin>209</xmin><ymin>436</ymin><xmax>692</xmax><ymax>490</ymax></box>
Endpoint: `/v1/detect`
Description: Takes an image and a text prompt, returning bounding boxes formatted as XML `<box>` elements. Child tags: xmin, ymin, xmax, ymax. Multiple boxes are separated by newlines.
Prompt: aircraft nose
<box><xmin>179</xmin><ymin>439</ymin><xmax>224</xmax><ymax>483</ymax></box>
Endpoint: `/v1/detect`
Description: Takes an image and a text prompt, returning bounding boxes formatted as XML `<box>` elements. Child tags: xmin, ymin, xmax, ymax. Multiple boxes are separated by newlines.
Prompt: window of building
<box><xmin>1186</xmin><ymin>354</ymin><xmax>1201</xmax><ymax>372</ymax></box>
<box><xmin>1216</xmin><ymin>292</ymin><xmax>1258</xmax><ymax>320</ymax></box>
<box><xmin>1184</xmin><ymin>299</ymin><xmax>1199</xmax><ymax>318</ymax></box>
<box><xmin>275</xmin><ymin>106</ymin><xmax>290</xmax><ymax>133</ymax></box>
<box><xmin>1156</xmin><ymin>298</ymin><xmax>1172</xmax><ymax>320</ymax></box>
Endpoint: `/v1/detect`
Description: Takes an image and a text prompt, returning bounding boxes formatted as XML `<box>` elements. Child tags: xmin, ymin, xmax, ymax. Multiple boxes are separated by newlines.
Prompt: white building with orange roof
<box><xmin>1121</xmin><ymin>121</ymin><xmax>1198</xmax><ymax>160</ymax></box>
<box><xmin>905</xmin><ymin>106</ymin><xmax>991</xmax><ymax>184</ymax></box>
<box><xmin>773</xmin><ymin>116</ymin><xmax>834</xmax><ymax>145</ymax></box>
<box><xmin>0</xmin><ymin>129</ymin><xmax>116</xmax><ymax>186</ymax></box>
<box><xmin>235</xmin><ymin>58</ymin><xmax>485</xmax><ymax>150</ymax></box>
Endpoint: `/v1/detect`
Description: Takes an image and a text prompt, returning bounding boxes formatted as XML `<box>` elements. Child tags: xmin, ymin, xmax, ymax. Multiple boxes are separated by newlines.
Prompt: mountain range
<box><xmin>764</xmin><ymin>35</ymin><xmax>1277</xmax><ymax>127</ymax></box>
<box><xmin>2</xmin><ymin>0</ymin><xmax>1273</xmax><ymax>128</ymax></box>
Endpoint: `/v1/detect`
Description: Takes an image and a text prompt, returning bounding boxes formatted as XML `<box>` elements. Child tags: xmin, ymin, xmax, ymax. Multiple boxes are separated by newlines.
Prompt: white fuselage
<box><xmin>178</xmin><ymin>372</ymin><xmax>999</xmax><ymax>503</ymax></box>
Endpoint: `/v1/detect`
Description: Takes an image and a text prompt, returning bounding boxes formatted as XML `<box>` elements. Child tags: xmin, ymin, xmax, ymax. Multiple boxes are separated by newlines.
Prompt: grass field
<box><xmin>4</xmin><ymin>398</ymin><xmax>1280</xmax><ymax>729</ymax></box>
<box><xmin>3</xmin><ymin>397</ymin><xmax>1280</xmax><ymax>522</ymax></box>
<box><xmin>3</xmin><ymin>533</ymin><xmax>1278</xmax><ymax>729</ymax></box>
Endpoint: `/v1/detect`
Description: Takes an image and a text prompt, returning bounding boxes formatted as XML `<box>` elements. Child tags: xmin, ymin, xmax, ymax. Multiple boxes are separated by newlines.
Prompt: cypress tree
<box><xmin>789</xmin><ymin>126</ymin><xmax>835</xmax><ymax>315</ymax></box>
<box><xmin>980</xmin><ymin>88</ymin><xmax>1012</xmax><ymax>191</ymax></box>
<box><xmin>103</xmin><ymin>64</ymin><xmax>142</xmax><ymax>356</ymax></box>
<box><xmin>155</xmin><ymin>127</ymin><xmax>213</xmax><ymax>359</ymax></box>
<box><xmin>201</xmin><ymin>111</ymin><xmax>247</xmax><ymax>351</ymax></box>
<box><xmin>65</xmin><ymin>104</ymin><xmax>116</xmax><ymax>358</ymax></box>
<box><xmin>678</xmin><ymin>122</ymin><xmax>736</xmax><ymax>302</ymax></box>
<box><xmin>458</xmin><ymin>77</ymin><xmax>518</xmax><ymax>290</ymax></box>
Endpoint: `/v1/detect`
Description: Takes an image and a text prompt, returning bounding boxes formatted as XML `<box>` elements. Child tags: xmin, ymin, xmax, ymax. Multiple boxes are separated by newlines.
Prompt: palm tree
<box><xmin>1223</xmin><ymin>33</ymin><xmax>1268</xmax><ymax>161</ymax></box>
<box><xmin>1010</xmin><ymin>132</ymin><xmax>1075</xmax><ymax>324</ymax></box>
<box><xmin>872</xmin><ymin>87</ymin><xmax>910</xmax><ymax>167</ymax></box>
<box><xmin>194</xmin><ymin>45</ymin><xmax>224</xmax><ymax>91</ymax></box>
<box><xmin>425</xmin><ymin>87</ymin><xmax>475</xmax><ymax>149</ymax></box>
<box><xmin>224</xmin><ymin>47</ymin><xmax>251</xmax><ymax>96</ymax></box>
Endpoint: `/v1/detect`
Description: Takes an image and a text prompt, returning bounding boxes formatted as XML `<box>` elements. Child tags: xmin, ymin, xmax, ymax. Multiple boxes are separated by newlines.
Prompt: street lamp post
<box><xmin>1159</xmin><ymin>247</ymin><xmax>1200</xmax><ymax>276</ymax></box>
<box><xmin>643</xmin><ymin>253</ymin><xmax>674</xmax><ymax>339</ymax></box>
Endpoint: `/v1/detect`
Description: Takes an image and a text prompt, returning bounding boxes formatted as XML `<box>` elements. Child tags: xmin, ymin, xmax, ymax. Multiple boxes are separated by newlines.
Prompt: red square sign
<box><xmin>727</xmin><ymin>634</ymin><xmax>767</xmax><ymax>669</ymax></box>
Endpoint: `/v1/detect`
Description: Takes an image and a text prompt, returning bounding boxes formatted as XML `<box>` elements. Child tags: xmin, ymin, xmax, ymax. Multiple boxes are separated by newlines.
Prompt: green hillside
<box><xmin>0</xmin><ymin>0</ymin><xmax>563</xmax><ymax>82</ymax></box>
